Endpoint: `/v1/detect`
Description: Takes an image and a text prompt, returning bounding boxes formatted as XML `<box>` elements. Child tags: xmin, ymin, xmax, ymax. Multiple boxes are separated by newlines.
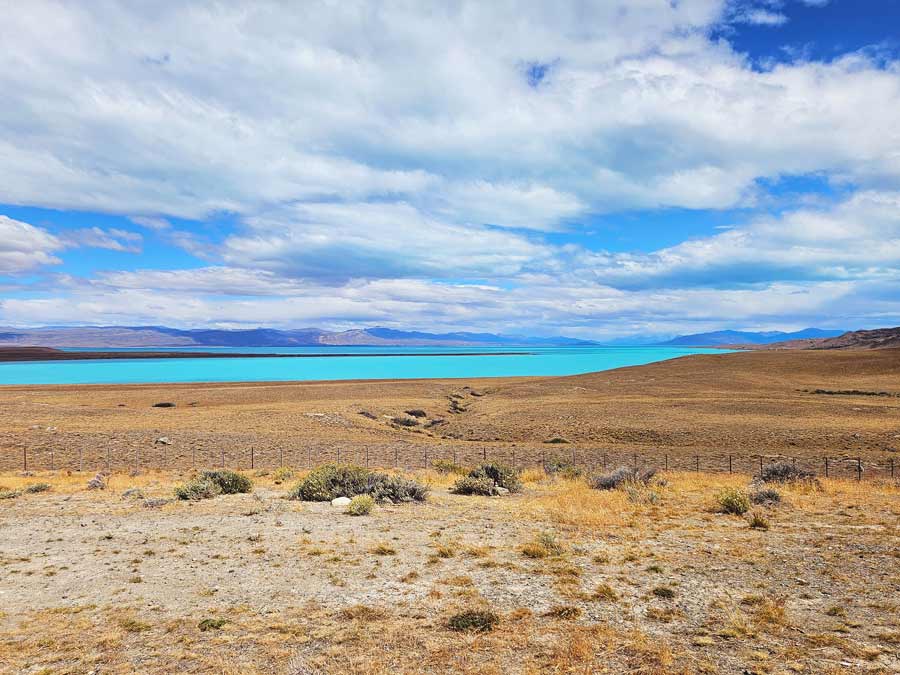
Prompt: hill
<box><xmin>748</xmin><ymin>326</ymin><xmax>900</xmax><ymax>350</ymax></box>
<box><xmin>659</xmin><ymin>328</ymin><xmax>843</xmax><ymax>347</ymax></box>
<box><xmin>0</xmin><ymin>325</ymin><xmax>595</xmax><ymax>348</ymax></box>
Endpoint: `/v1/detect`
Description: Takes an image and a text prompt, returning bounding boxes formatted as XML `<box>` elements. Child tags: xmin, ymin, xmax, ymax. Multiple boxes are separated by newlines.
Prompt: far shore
<box><xmin>0</xmin><ymin>346</ymin><xmax>533</xmax><ymax>363</ymax></box>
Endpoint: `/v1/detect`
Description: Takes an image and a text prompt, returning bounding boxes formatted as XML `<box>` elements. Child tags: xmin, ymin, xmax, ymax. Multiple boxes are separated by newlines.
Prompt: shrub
<box><xmin>405</xmin><ymin>409</ymin><xmax>427</xmax><ymax>418</ymax></box>
<box><xmin>174</xmin><ymin>478</ymin><xmax>222</xmax><ymax>501</ymax></box>
<box><xmin>199</xmin><ymin>470</ymin><xmax>252</xmax><ymax>494</ymax></box>
<box><xmin>543</xmin><ymin>459</ymin><xmax>583</xmax><ymax>479</ymax></box>
<box><xmin>393</xmin><ymin>416</ymin><xmax>419</xmax><ymax>427</ymax></box>
<box><xmin>747</xmin><ymin>511</ymin><xmax>770</xmax><ymax>530</ymax></box>
<box><xmin>0</xmin><ymin>489</ymin><xmax>20</xmax><ymax>500</ymax></box>
<box><xmin>289</xmin><ymin>464</ymin><xmax>428</xmax><ymax>503</ymax></box>
<box><xmin>521</xmin><ymin>531</ymin><xmax>564</xmax><ymax>559</ymax></box>
<box><xmin>758</xmin><ymin>461</ymin><xmax>816</xmax><ymax>484</ymax></box>
<box><xmin>347</xmin><ymin>494</ymin><xmax>375</xmax><ymax>516</ymax></box>
<box><xmin>544</xmin><ymin>437</ymin><xmax>570</xmax><ymax>444</ymax></box>
<box><xmin>24</xmin><ymin>483</ymin><xmax>52</xmax><ymax>494</ymax></box>
<box><xmin>750</xmin><ymin>487</ymin><xmax>781</xmax><ymax>505</ymax></box>
<box><xmin>198</xmin><ymin>618</ymin><xmax>228</xmax><ymax>631</ymax></box>
<box><xmin>468</xmin><ymin>463</ymin><xmax>522</xmax><ymax>492</ymax></box>
<box><xmin>447</xmin><ymin>609</ymin><xmax>499</xmax><ymax>633</ymax></box>
<box><xmin>151</xmin><ymin>401</ymin><xmax>176</xmax><ymax>408</ymax></box>
<box><xmin>652</xmin><ymin>586</ymin><xmax>676</xmax><ymax>599</ymax></box>
<box><xmin>87</xmin><ymin>473</ymin><xmax>108</xmax><ymax>490</ymax></box>
<box><xmin>450</xmin><ymin>475</ymin><xmax>497</xmax><ymax>496</ymax></box>
<box><xmin>591</xmin><ymin>466</ymin><xmax>657</xmax><ymax>491</ymax></box>
<box><xmin>272</xmin><ymin>466</ymin><xmax>294</xmax><ymax>484</ymax></box>
<box><xmin>716</xmin><ymin>488</ymin><xmax>751</xmax><ymax>515</ymax></box>
<box><xmin>365</xmin><ymin>473</ymin><xmax>429</xmax><ymax>503</ymax></box>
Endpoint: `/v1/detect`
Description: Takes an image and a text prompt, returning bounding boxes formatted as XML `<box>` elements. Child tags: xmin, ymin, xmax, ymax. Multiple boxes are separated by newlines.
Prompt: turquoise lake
<box><xmin>0</xmin><ymin>346</ymin><xmax>728</xmax><ymax>385</ymax></box>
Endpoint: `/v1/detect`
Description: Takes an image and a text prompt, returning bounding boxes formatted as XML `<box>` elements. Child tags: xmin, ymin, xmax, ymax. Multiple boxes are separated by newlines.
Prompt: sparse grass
<box><xmin>747</xmin><ymin>511</ymin><xmax>769</xmax><ymax>529</ymax></box>
<box><xmin>272</xmin><ymin>466</ymin><xmax>294</xmax><ymax>484</ymax></box>
<box><xmin>371</xmin><ymin>543</ymin><xmax>396</xmax><ymax>556</ymax></box>
<box><xmin>23</xmin><ymin>483</ymin><xmax>51</xmax><ymax>494</ymax></box>
<box><xmin>521</xmin><ymin>531</ymin><xmax>565</xmax><ymax>558</ymax></box>
<box><xmin>197</xmin><ymin>617</ymin><xmax>228</xmax><ymax>631</ymax></box>
<box><xmin>545</xmin><ymin>605</ymin><xmax>582</xmax><ymax>619</ymax></box>
<box><xmin>594</xmin><ymin>583</ymin><xmax>618</xmax><ymax>601</ymax></box>
<box><xmin>447</xmin><ymin>609</ymin><xmax>499</xmax><ymax>633</ymax></box>
<box><xmin>716</xmin><ymin>487</ymin><xmax>750</xmax><ymax>515</ymax></box>
<box><xmin>118</xmin><ymin>617</ymin><xmax>150</xmax><ymax>632</ymax></box>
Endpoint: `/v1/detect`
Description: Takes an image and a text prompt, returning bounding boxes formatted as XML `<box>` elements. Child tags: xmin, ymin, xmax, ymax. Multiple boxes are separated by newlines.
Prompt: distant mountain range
<box><xmin>0</xmin><ymin>325</ymin><xmax>596</xmax><ymax>348</ymax></box>
<box><xmin>657</xmin><ymin>328</ymin><xmax>845</xmax><ymax>347</ymax></box>
<box><xmin>741</xmin><ymin>326</ymin><xmax>900</xmax><ymax>351</ymax></box>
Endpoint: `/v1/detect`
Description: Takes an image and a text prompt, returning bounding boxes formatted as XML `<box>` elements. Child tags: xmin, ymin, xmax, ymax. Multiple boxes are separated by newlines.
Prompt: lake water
<box><xmin>0</xmin><ymin>346</ymin><xmax>729</xmax><ymax>385</ymax></box>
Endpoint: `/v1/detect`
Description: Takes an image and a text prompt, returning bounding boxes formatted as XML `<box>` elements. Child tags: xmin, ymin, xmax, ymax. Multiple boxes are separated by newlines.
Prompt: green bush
<box><xmin>0</xmin><ymin>489</ymin><xmax>21</xmax><ymax>500</ymax></box>
<box><xmin>24</xmin><ymin>482</ymin><xmax>52</xmax><ymax>494</ymax></box>
<box><xmin>447</xmin><ymin>609</ymin><xmax>499</xmax><ymax>633</ymax></box>
<box><xmin>750</xmin><ymin>487</ymin><xmax>781</xmax><ymax>504</ymax></box>
<box><xmin>198</xmin><ymin>470</ymin><xmax>252</xmax><ymax>494</ymax></box>
<box><xmin>450</xmin><ymin>475</ymin><xmax>497</xmax><ymax>496</ymax></box>
<box><xmin>174</xmin><ymin>478</ymin><xmax>222</xmax><ymax>501</ymax></box>
<box><xmin>289</xmin><ymin>464</ymin><xmax>427</xmax><ymax>503</ymax></box>
<box><xmin>757</xmin><ymin>462</ymin><xmax>816</xmax><ymax>484</ymax></box>
<box><xmin>716</xmin><ymin>487</ymin><xmax>751</xmax><ymax>515</ymax></box>
<box><xmin>591</xmin><ymin>466</ymin><xmax>656</xmax><ymax>491</ymax></box>
<box><xmin>468</xmin><ymin>463</ymin><xmax>522</xmax><ymax>492</ymax></box>
<box><xmin>347</xmin><ymin>494</ymin><xmax>375</xmax><ymax>516</ymax></box>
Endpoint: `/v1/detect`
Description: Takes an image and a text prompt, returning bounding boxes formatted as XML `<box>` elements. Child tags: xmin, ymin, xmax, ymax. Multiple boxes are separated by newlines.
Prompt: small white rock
<box><xmin>155</xmin><ymin>436</ymin><xmax>172</xmax><ymax>445</ymax></box>
<box><xmin>331</xmin><ymin>496</ymin><xmax>352</xmax><ymax>507</ymax></box>
<box><xmin>495</xmin><ymin>487</ymin><xmax>510</xmax><ymax>496</ymax></box>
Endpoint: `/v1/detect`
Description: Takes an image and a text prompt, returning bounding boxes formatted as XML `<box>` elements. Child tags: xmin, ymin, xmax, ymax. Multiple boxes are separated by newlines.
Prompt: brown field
<box><xmin>1</xmin><ymin>349</ymin><xmax>899</xmax><ymax>674</ymax></box>
<box><xmin>1</xmin><ymin>349</ymin><xmax>898</xmax><ymax>478</ymax></box>
<box><xmin>0</xmin><ymin>469</ymin><xmax>898</xmax><ymax>674</ymax></box>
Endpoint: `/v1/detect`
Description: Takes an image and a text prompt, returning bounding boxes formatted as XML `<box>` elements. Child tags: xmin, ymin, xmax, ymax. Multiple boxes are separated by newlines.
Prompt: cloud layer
<box><xmin>1</xmin><ymin>1</ymin><xmax>899</xmax><ymax>336</ymax></box>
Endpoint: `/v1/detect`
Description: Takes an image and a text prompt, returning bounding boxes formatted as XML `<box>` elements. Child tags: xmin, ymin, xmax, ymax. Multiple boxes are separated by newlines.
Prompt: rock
<box><xmin>155</xmin><ymin>436</ymin><xmax>173</xmax><ymax>445</ymax></box>
<box><xmin>331</xmin><ymin>496</ymin><xmax>352</xmax><ymax>507</ymax></box>
<box><xmin>152</xmin><ymin>402</ymin><xmax>176</xmax><ymax>408</ymax></box>
<box><xmin>121</xmin><ymin>488</ymin><xmax>145</xmax><ymax>500</ymax></box>
<box><xmin>495</xmin><ymin>487</ymin><xmax>510</xmax><ymax>496</ymax></box>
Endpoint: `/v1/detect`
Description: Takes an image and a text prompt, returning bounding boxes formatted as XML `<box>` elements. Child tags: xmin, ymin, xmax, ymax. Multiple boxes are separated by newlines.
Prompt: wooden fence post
<box><xmin>824</xmin><ymin>456</ymin><xmax>829</xmax><ymax>478</ymax></box>
<box><xmin>857</xmin><ymin>457</ymin><xmax>862</xmax><ymax>481</ymax></box>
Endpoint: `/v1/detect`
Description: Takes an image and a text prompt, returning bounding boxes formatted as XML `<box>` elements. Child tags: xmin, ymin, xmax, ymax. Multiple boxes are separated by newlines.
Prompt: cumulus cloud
<box><xmin>0</xmin><ymin>215</ymin><xmax>63</xmax><ymax>275</ymax></box>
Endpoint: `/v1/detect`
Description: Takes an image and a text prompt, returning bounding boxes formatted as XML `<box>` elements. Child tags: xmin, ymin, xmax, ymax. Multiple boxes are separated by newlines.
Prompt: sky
<box><xmin>2</xmin><ymin>0</ymin><xmax>900</xmax><ymax>340</ymax></box>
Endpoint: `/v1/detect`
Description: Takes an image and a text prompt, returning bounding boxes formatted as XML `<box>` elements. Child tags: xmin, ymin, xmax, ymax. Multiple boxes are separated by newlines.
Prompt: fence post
<box><xmin>221</xmin><ymin>449</ymin><xmax>225</xmax><ymax>468</ymax></box>
<box><xmin>824</xmin><ymin>456</ymin><xmax>829</xmax><ymax>478</ymax></box>
<box><xmin>891</xmin><ymin>457</ymin><xmax>895</xmax><ymax>479</ymax></box>
<box><xmin>664</xmin><ymin>454</ymin><xmax>668</xmax><ymax>472</ymax></box>
<box><xmin>633</xmin><ymin>453</ymin><xmax>637</xmax><ymax>469</ymax></box>
<box><xmin>483</xmin><ymin>447</ymin><xmax>487</xmax><ymax>461</ymax></box>
<box><xmin>728</xmin><ymin>455</ymin><xmax>732</xmax><ymax>473</ymax></box>
<box><xmin>365</xmin><ymin>447</ymin><xmax>369</xmax><ymax>469</ymax></box>
<box><xmin>424</xmin><ymin>447</ymin><xmax>428</xmax><ymax>469</ymax></box>
<box><xmin>50</xmin><ymin>450</ymin><xmax>54</xmax><ymax>471</ymax></box>
<box><xmin>512</xmin><ymin>449</ymin><xmax>516</xmax><ymax>470</ymax></box>
<box><xmin>759</xmin><ymin>455</ymin><xmax>763</xmax><ymax>474</ymax></box>
<box><xmin>23</xmin><ymin>446</ymin><xmax>27</xmax><ymax>472</ymax></box>
<box><xmin>107</xmin><ymin>446</ymin><xmax>111</xmax><ymax>472</ymax></box>
<box><xmin>695</xmin><ymin>455</ymin><xmax>699</xmax><ymax>472</ymax></box>
<box><xmin>857</xmin><ymin>457</ymin><xmax>862</xmax><ymax>481</ymax></box>
<box><xmin>453</xmin><ymin>448</ymin><xmax>457</xmax><ymax>467</ymax></box>
<box><xmin>250</xmin><ymin>447</ymin><xmax>254</xmax><ymax>470</ymax></box>
<box><xmin>394</xmin><ymin>446</ymin><xmax>399</xmax><ymax>468</ymax></box>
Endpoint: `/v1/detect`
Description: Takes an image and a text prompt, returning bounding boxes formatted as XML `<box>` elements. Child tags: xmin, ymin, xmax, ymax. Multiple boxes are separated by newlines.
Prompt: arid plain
<box><xmin>1</xmin><ymin>349</ymin><xmax>899</xmax><ymax>674</ymax></box>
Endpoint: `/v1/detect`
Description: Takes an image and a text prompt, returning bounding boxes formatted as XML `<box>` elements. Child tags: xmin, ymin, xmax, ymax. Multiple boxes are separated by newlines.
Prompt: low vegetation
<box><xmin>347</xmin><ymin>494</ymin><xmax>375</xmax><ymax>516</ymax></box>
<box><xmin>451</xmin><ymin>462</ymin><xmax>522</xmax><ymax>495</ymax></box>
<box><xmin>591</xmin><ymin>466</ymin><xmax>657</xmax><ymax>491</ymax></box>
<box><xmin>716</xmin><ymin>487</ymin><xmax>751</xmax><ymax>515</ymax></box>
<box><xmin>290</xmin><ymin>464</ymin><xmax>428</xmax><ymax>503</ymax></box>
<box><xmin>446</xmin><ymin>609</ymin><xmax>500</xmax><ymax>633</ymax></box>
<box><xmin>757</xmin><ymin>461</ymin><xmax>817</xmax><ymax>484</ymax></box>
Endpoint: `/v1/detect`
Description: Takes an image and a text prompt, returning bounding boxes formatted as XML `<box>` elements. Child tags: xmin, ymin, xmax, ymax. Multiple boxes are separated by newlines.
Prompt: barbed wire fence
<box><xmin>3</xmin><ymin>437</ymin><xmax>896</xmax><ymax>481</ymax></box>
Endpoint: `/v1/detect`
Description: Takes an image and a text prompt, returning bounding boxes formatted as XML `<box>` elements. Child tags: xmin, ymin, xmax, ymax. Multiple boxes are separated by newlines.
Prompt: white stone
<box><xmin>331</xmin><ymin>496</ymin><xmax>352</xmax><ymax>507</ymax></box>
<box><xmin>495</xmin><ymin>487</ymin><xmax>510</xmax><ymax>495</ymax></box>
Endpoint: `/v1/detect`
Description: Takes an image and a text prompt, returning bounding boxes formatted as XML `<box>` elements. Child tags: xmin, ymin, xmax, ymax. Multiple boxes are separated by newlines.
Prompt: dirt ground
<box><xmin>0</xmin><ymin>469</ymin><xmax>897</xmax><ymax>674</ymax></box>
<box><xmin>1</xmin><ymin>349</ymin><xmax>898</xmax><ymax>478</ymax></box>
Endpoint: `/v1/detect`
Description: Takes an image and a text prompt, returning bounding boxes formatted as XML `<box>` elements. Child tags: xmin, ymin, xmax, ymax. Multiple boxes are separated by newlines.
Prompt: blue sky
<box><xmin>1</xmin><ymin>0</ymin><xmax>900</xmax><ymax>339</ymax></box>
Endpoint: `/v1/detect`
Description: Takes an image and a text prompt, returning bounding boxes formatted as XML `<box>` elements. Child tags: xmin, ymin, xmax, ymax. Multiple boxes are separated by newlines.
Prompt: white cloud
<box><xmin>61</xmin><ymin>227</ymin><xmax>143</xmax><ymax>253</ymax></box>
<box><xmin>0</xmin><ymin>215</ymin><xmax>63</xmax><ymax>274</ymax></box>
<box><xmin>1</xmin><ymin>0</ymin><xmax>899</xmax><ymax>228</ymax></box>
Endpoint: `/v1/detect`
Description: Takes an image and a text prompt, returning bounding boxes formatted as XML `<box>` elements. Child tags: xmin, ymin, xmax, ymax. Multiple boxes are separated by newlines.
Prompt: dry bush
<box><xmin>716</xmin><ymin>487</ymin><xmax>750</xmax><ymax>515</ymax></box>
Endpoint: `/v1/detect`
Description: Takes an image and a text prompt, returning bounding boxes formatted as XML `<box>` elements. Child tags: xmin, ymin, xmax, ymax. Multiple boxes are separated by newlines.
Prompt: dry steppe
<box><xmin>1</xmin><ymin>349</ymin><xmax>899</xmax><ymax>674</ymax></box>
